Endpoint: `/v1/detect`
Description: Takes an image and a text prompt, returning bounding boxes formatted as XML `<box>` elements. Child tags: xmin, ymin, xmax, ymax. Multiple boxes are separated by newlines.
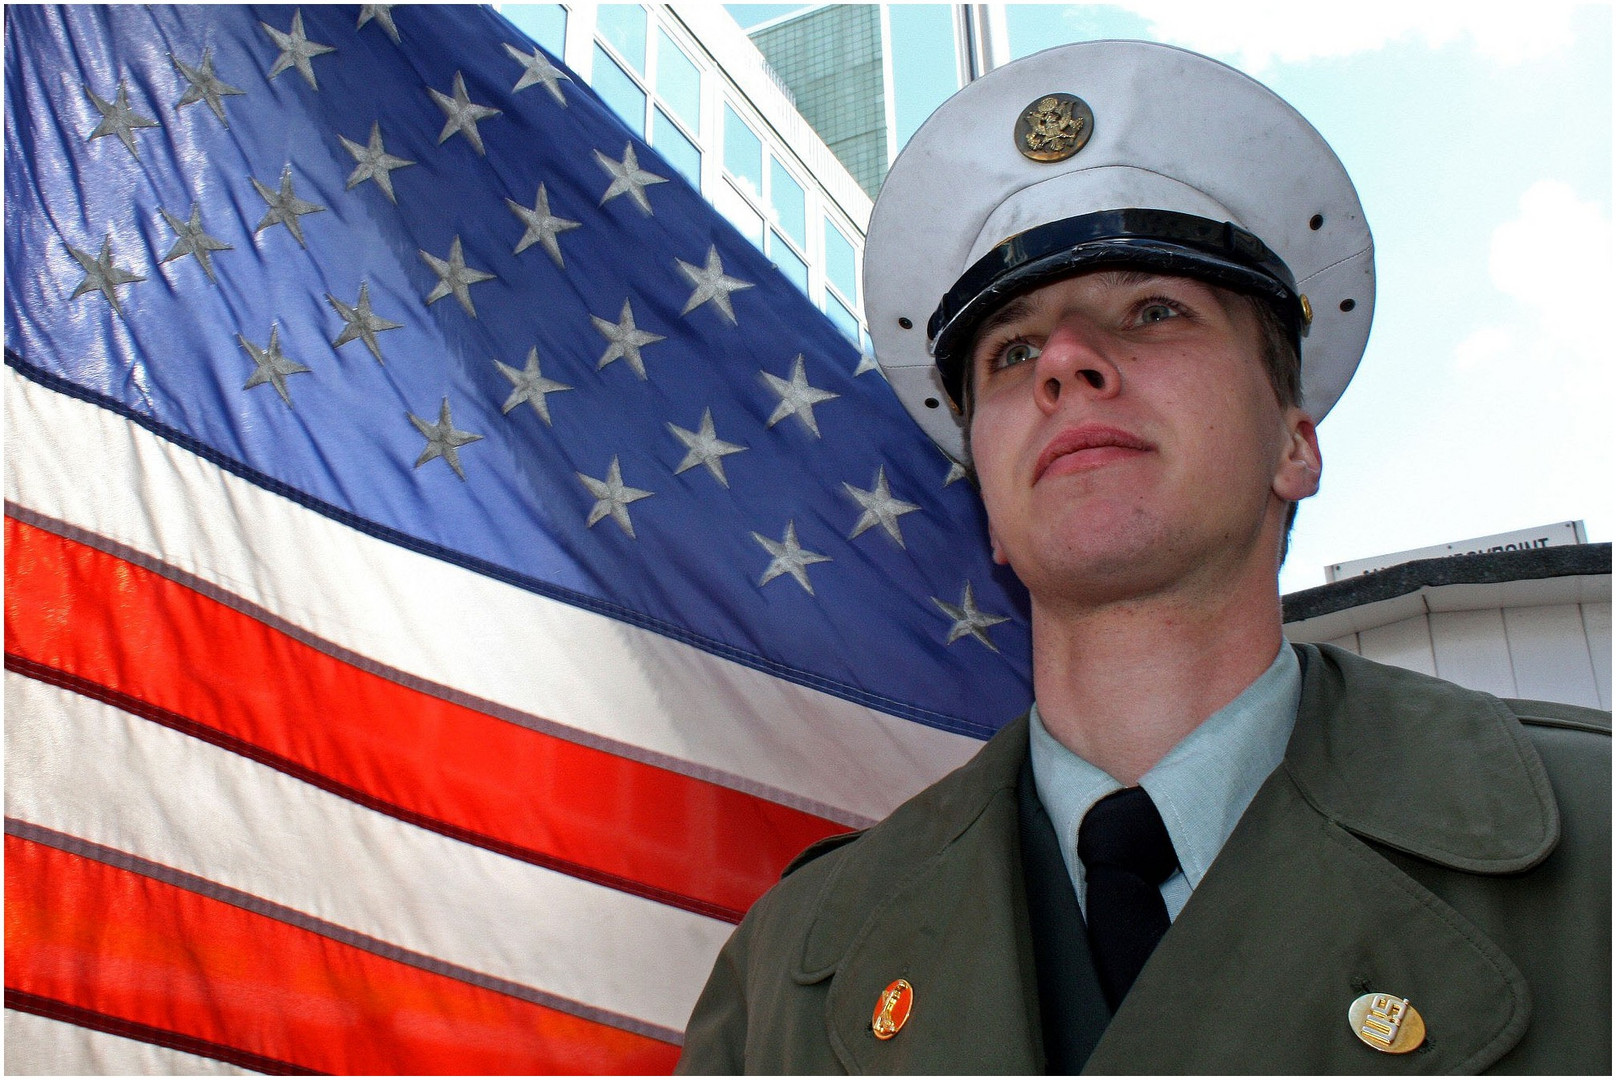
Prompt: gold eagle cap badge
<box><xmin>1014</xmin><ymin>92</ymin><xmax>1094</xmax><ymax>162</ymax></box>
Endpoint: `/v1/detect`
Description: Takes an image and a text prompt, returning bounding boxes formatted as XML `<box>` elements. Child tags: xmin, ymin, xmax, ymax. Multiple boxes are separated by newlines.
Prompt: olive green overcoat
<box><xmin>677</xmin><ymin>644</ymin><xmax>1610</xmax><ymax>1073</ymax></box>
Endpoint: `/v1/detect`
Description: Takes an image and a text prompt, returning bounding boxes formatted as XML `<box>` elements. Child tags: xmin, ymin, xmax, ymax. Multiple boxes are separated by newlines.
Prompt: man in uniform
<box><xmin>677</xmin><ymin>40</ymin><xmax>1610</xmax><ymax>1074</ymax></box>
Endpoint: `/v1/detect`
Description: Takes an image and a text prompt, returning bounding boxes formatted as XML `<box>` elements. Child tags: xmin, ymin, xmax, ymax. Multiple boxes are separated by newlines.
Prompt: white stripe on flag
<box><xmin>5</xmin><ymin>672</ymin><xmax>734</xmax><ymax>1035</ymax></box>
<box><xmin>4</xmin><ymin>1010</ymin><xmax>258</xmax><ymax>1077</ymax></box>
<box><xmin>4</xmin><ymin>367</ymin><xmax>979</xmax><ymax>825</ymax></box>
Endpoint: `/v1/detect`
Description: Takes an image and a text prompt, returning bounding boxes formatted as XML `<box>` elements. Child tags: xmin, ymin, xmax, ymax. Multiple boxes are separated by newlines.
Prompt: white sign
<box><xmin>1325</xmin><ymin>521</ymin><xmax>1588</xmax><ymax>582</ymax></box>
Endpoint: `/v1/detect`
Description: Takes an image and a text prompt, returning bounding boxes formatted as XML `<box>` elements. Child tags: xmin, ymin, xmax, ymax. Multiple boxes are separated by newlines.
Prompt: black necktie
<box><xmin>1078</xmin><ymin>786</ymin><xmax>1179</xmax><ymax>1011</ymax></box>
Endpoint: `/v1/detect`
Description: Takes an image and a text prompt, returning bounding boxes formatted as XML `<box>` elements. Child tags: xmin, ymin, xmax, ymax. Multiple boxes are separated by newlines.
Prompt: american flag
<box><xmin>4</xmin><ymin>5</ymin><xmax>1031</xmax><ymax>1073</ymax></box>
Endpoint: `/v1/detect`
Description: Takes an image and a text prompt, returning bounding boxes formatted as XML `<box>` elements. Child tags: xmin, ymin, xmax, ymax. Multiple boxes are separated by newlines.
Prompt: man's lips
<box><xmin>1034</xmin><ymin>425</ymin><xmax>1154</xmax><ymax>481</ymax></box>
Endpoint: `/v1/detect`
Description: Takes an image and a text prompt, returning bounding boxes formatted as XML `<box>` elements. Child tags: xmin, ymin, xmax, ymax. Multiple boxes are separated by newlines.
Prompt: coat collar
<box><xmin>1284</xmin><ymin>643</ymin><xmax>1559</xmax><ymax>873</ymax></box>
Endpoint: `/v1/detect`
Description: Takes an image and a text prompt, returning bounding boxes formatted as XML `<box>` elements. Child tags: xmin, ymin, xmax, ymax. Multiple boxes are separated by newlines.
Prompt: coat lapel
<box><xmin>1083</xmin><ymin>769</ymin><xmax>1532</xmax><ymax>1073</ymax></box>
<box><xmin>1084</xmin><ymin>644</ymin><xmax>1556</xmax><ymax>1073</ymax></box>
<box><xmin>794</xmin><ymin>717</ymin><xmax>1046</xmax><ymax>1074</ymax></box>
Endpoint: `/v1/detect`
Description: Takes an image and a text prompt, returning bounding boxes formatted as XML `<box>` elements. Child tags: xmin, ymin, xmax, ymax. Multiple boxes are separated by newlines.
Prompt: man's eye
<box><xmin>1139</xmin><ymin>301</ymin><xmax>1179</xmax><ymax>324</ymax></box>
<box><xmin>999</xmin><ymin>341</ymin><xmax>1040</xmax><ymax>368</ymax></box>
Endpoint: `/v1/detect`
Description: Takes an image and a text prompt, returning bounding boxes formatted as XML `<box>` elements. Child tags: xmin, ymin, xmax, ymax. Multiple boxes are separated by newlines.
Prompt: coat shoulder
<box><xmin>676</xmin><ymin>716</ymin><xmax>1031</xmax><ymax>1074</ymax></box>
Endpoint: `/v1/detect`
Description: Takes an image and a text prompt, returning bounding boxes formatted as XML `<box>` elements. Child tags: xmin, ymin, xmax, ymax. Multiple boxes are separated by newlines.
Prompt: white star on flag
<box><xmin>84</xmin><ymin>80</ymin><xmax>158</xmax><ymax>157</ymax></box>
<box><xmin>669</xmin><ymin>409</ymin><xmax>747</xmax><ymax>487</ymax></box>
<box><xmin>577</xmin><ymin>456</ymin><xmax>654</xmax><ymax>538</ymax></box>
<box><xmin>495</xmin><ymin>347</ymin><xmax>572</xmax><ymax>424</ymax></box>
<box><xmin>66</xmin><ymin>237</ymin><xmax>144</xmax><ymax>316</ymax></box>
<box><xmin>172</xmin><ymin>50</ymin><xmax>244</xmax><ymax>126</ymax></box>
<box><xmin>429</xmin><ymin>71</ymin><xmax>501</xmax><ymax>156</ymax></box>
<box><xmin>591</xmin><ymin>299</ymin><xmax>665</xmax><ymax>379</ymax></box>
<box><xmin>763</xmin><ymin>354</ymin><xmax>839</xmax><ymax>436</ymax></box>
<box><xmin>677</xmin><ymin>245</ymin><xmax>753</xmax><ymax>325</ymax></box>
<box><xmin>239</xmin><ymin>324</ymin><xmax>311</xmax><ymax>407</ymax></box>
<box><xmin>408</xmin><ymin>397</ymin><xmax>483</xmax><ymax>480</ymax></box>
<box><xmin>505</xmin><ymin>42</ymin><xmax>570</xmax><ymax>104</ymax></box>
<box><xmin>420</xmin><ymin>236</ymin><xmax>496</xmax><ymax>317</ymax></box>
<box><xmin>844</xmin><ymin>466</ymin><xmax>921</xmax><ymax>546</ymax></box>
<box><xmin>158</xmin><ymin>204</ymin><xmax>232</xmax><ymax>282</ymax></box>
<box><xmin>595</xmin><ymin>143</ymin><xmax>667</xmax><ymax>214</ymax></box>
<box><xmin>340</xmin><ymin>122</ymin><xmax>414</xmax><ymax>203</ymax></box>
<box><xmin>752</xmin><ymin>520</ymin><xmax>832</xmax><ymax>594</ymax></box>
<box><xmin>507</xmin><ymin>184</ymin><xmax>581</xmax><ymax>267</ymax></box>
<box><xmin>261</xmin><ymin>10</ymin><xmax>335</xmax><ymax>90</ymax></box>
<box><xmin>932</xmin><ymin>582</ymin><xmax>1012</xmax><ymax>651</ymax></box>
<box><xmin>251</xmin><ymin>166</ymin><xmax>326</xmax><ymax>248</ymax></box>
<box><xmin>357</xmin><ymin>5</ymin><xmax>400</xmax><ymax>43</ymax></box>
<box><xmin>327</xmin><ymin>282</ymin><xmax>403</xmax><ymax>363</ymax></box>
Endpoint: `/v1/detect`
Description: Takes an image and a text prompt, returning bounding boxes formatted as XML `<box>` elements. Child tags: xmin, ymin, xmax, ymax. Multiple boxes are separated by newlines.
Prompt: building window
<box><xmin>723</xmin><ymin>105</ymin><xmax>764</xmax><ymax>201</ymax></box>
<box><xmin>592</xmin><ymin>43</ymin><xmax>646</xmax><ymax>137</ymax></box>
<box><xmin>824</xmin><ymin>219</ymin><xmax>858</xmax><ymax>304</ymax></box>
<box><xmin>772</xmin><ymin>231</ymin><xmax>809</xmax><ymax>293</ymax></box>
<box><xmin>713</xmin><ymin>180</ymin><xmax>764</xmax><ymax>246</ymax></box>
<box><xmin>769</xmin><ymin>157</ymin><xmax>806</xmax><ymax>249</ymax></box>
<box><xmin>825</xmin><ymin>290</ymin><xmax>860</xmax><ymax>344</ymax></box>
<box><xmin>502</xmin><ymin>4</ymin><xmax>566</xmax><ymax>57</ymax></box>
<box><xmin>652</xmin><ymin>105</ymin><xmax>700</xmax><ymax>186</ymax></box>
<box><xmin>595</xmin><ymin>4</ymin><xmax>647</xmax><ymax>74</ymax></box>
<box><xmin>655</xmin><ymin>28</ymin><xmax>700</xmax><ymax>131</ymax></box>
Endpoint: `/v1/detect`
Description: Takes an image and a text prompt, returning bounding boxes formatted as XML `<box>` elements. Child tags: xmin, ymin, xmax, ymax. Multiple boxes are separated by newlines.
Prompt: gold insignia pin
<box><xmin>871</xmin><ymin>978</ymin><xmax>913</xmax><ymax>1040</ymax></box>
<box><xmin>1348</xmin><ymin>992</ymin><xmax>1425</xmax><ymax>1054</ymax></box>
<box><xmin>1014</xmin><ymin>93</ymin><xmax>1093</xmax><ymax>162</ymax></box>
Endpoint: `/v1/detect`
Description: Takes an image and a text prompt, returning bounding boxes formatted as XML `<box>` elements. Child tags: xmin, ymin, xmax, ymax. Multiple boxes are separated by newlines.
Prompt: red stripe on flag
<box><xmin>4</xmin><ymin>834</ymin><xmax>682</xmax><ymax>1074</ymax></box>
<box><xmin>4</xmin><ymin>516</ymin><xmax>843</xmax><ymax>921</ymax></box>
<box><xmin>5</xmin><ymin>988</ymin><xmax>319</xmax><ymax>1075</ymax></box>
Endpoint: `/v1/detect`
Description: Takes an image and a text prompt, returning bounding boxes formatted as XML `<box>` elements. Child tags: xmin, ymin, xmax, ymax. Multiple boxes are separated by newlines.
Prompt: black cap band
<box><xmin>928</xmin><ymin>208</ymin><xmax>1304</xmax><ymax>409</ymax></box>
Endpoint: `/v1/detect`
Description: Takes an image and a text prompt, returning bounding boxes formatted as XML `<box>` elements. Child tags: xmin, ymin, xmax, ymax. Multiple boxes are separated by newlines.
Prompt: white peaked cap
<box><xmin>865</xmin><ymin>40</ymin><xmax>1375</xmax><ymax>464</ymax></box>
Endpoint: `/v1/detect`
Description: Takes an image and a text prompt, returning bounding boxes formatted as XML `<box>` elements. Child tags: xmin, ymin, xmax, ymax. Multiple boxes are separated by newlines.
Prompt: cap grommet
<box><xmin>1339</xmin><ymin>298</ymin><xmax>1356</xmax><ymax>312</ymax></box>
<box><xmin>1299</xmin><ymin>294</ymin><xmax>1313</xmax><ymax>324</ymax></box>
<box><xmin>1309</xmin><ymin>213</ymin><xmax>1324</xmax><ymax>230</ymax></box>
<box><xmin>924</xmin><ymin>397</ymin><xmax>940</xmax><ymax>409</ymax></box>
<box><xmin>898</xmin><ymin>317</ymin><xmax>913</xmax><ymax>329</ymax></box>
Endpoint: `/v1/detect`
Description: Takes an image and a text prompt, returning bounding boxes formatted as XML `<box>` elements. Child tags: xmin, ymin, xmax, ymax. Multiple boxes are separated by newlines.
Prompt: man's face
<box><xmin>965</xmin><ymin>269</ymin><xmax>1320</xmax><ymax>607</ymax></box>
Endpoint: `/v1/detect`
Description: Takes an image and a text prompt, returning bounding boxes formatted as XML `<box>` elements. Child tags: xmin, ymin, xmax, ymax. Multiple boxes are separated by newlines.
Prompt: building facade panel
<box><xmin>1582</xmin><ymin>602</ymin><xmax>1612</xmax><ymax>710</ymax></box>
<box><xmin>1428</xmin><ymin>608</ymin><xmax>1518</xmax><ymax>700</ymax></box>
<box><xmin>1357</xmin><ymin>614</ymin><xmax>1439</xmax><ymax>677</ymax></box>
<box><xmin>1501</xmin><ymin>604</ymin><xmax>1602</xmax><ymax>709</ymax></box>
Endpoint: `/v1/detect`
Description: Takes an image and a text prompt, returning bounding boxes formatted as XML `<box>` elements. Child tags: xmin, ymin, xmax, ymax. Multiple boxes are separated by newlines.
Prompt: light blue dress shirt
<box><xmin>1028</xmin><ymin>643</ymin><xmax>1301</xmax><ymax>921</ymax></box>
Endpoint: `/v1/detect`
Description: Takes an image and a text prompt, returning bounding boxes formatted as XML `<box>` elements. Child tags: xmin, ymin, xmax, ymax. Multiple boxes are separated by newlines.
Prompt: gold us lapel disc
<box><xmin>1348</xmin><ymin>992</ymin><xmax>1426</xmax><ymax>1053</ymax></box>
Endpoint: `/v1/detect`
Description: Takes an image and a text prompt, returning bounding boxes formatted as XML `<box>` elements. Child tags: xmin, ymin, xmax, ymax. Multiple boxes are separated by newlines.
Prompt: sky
<box><xmin>728</xmin><ymin>3</ymin><xmax>1613</xmax><ymax>595</ymax></box>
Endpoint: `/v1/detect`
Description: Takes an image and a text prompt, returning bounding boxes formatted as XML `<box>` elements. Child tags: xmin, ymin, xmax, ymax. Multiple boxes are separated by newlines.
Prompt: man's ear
<box><xmin>1273</xmin><ymin>409</ymin><xmax>1321</xmax><ymax>503</ymax></box>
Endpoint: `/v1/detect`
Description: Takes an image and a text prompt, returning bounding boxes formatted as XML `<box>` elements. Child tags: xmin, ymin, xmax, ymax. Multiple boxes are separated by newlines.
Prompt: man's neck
<box><xmin>1029</xmin><ymin>582</ymin><xmax>1285</xmax><ymax>785</ymax></box>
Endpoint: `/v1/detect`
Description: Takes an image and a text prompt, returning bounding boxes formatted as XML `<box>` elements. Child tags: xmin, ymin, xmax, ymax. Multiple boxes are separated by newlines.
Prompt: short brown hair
<box><xmin>1245</xmin><ymin>293</ymin><xmax>1302</xmax><ymax>409</ymax></box>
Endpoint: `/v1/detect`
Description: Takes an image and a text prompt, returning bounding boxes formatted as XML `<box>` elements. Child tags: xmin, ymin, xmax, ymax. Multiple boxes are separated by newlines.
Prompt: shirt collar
<box><xmin>1029</xmin><ymin>643</ymin><xmax>1301</xmax><ymax>902</ymax></box>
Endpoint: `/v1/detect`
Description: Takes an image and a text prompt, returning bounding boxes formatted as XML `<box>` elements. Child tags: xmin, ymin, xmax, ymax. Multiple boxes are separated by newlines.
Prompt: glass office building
<box><xmin>748</xmin><ymin>5</ymin><xmax>894</xmax><ymax>200</ymax></box>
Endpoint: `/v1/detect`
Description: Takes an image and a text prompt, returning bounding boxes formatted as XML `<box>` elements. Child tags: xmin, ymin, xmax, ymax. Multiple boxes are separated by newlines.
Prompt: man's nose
<box><xmin>1033</xmin><ymin>316</ymin><xmax>1122</xmax><ymax>412</ymax></box>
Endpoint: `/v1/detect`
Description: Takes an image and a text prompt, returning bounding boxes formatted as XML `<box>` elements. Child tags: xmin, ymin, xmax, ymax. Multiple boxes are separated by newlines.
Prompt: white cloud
<box><xmin>1488</xmin><ymin>179</ymin><xmax>1614</xmax><ymax>336</ymax></box>
<box><xmin>1458</xmin><ymin>179</ymin><xmax>1614</xmax><ymax>397</ymax></box>
<box><xmin>1106</xmin><ymin>1</ymin><xmax>1580</xmax><ymax>70</ymax></box>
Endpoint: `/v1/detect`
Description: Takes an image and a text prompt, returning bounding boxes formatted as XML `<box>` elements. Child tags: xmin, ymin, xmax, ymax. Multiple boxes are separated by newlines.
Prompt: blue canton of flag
<box><xmin>6</xmin><ymin>3</ymin><xmax>1031</xmax><ymax>735</ymax></box>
